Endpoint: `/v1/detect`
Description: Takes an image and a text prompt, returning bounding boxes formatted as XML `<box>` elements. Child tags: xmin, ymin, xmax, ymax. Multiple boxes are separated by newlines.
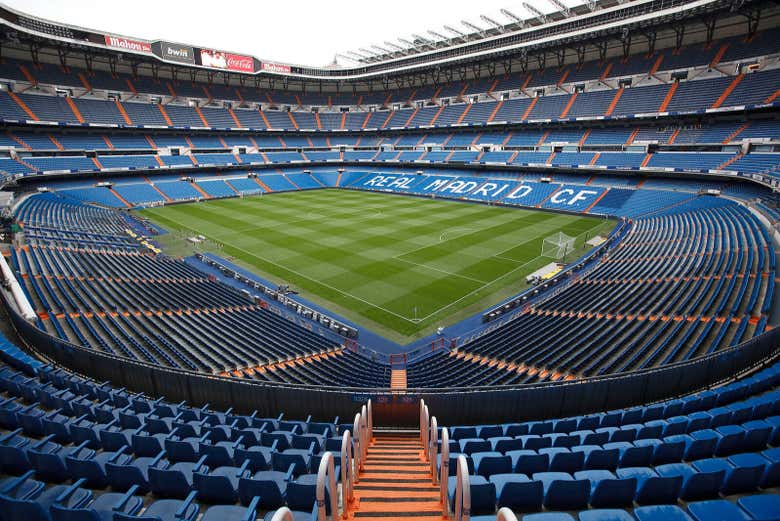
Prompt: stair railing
<box><xmin>316</xmin><ymin>451</ymin><xmax>340</xmax><ymax>521</ymax></box>
<box><xmin>453</xmin><ymin>453</ymin><xmax>471</xmax><ymax>521</ymax></box>
<box><xmin>429</xmin><ymin>415</ymin><xmax>438</xmax><ymax>479</ymax></box>
<box><xmin>340</xmin><ymin>429</ymin><xmax>354</xmax><ymax>507</ymax></box>
<box><xmin>439</xmin><ymin>426</ymin><xmax>450</xmax><ymax>502</ymax></box>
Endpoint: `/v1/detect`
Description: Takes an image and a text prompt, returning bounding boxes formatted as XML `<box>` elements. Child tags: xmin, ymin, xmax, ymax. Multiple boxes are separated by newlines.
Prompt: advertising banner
<box><xmin>261</xmin><ymin>62</ymin><xmax>292</xmax><ymax>74</ymax></box>
<box><xmin>199</xmin><ymin>49</ymin><xmax>254</xmax><ymax>73</ymax></box>
<box><xmin>104</xmin><ymin>35</ymin><xmax>152</xmax><ymax>53</ymax></box>
<box><xmin>159</xmin><ymin>41</ymin><xmax>195</xmax><ymax>64</ymax></box>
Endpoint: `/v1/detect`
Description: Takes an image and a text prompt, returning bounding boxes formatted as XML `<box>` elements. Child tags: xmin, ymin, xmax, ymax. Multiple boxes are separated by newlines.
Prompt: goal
<box><xmin>541</xmin><ymin>232</ymin><xmax>575</xmax><ymax>260</ymax></box>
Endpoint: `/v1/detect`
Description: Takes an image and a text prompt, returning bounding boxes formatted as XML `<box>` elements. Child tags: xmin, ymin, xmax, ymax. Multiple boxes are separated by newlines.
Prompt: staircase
<box><xmin>345</xmin><ymin>432</ymin><xmax>444</xmax><ymax>520</ymax></box>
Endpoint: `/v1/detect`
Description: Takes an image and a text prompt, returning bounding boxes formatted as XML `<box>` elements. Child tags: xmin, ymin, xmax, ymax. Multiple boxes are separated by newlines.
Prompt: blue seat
<box><xmin>459</xmin><ymin>438</ymin><xmax>492</xmax><ymax>455</ymax></box>
<box><xmin>687</xmin><ymin>499</ymin><xmax>751</xmax><ymax>521</ymax></box>
<box><xmin>234</xmin><ymin>445</ymin><xmax>273</xmax><ymax>472</ymax></box>
<box><xmin>508</xmin><ymin>450</ymin><xmax>548</xmax><ymax>475</ymax></box>
<box><xmin>472</xmin><ymin>451</ymin><xmax>511</xmax><ymax>477</ymax></box>
<box><xmin>106</xmin><ymin>451</ymin><xmax>166</xmax><ymax>493</ymax></box>
<box><xmin>532</xmin><ymin>472</ymin><xmax>589</xmax><ymax>510</ymax></box>
<box><xmin>0</xmin><ymin>473</ymin><xmax>93</xmax><ymax>521</ymax></box>
<box><xmin>573</xmin><ymin>445</ymin><xmax>619</xmax><ymax>470</ymax></box>
<box><xmin>113</xmin><ymin>491</ymin><xmax>199</xmax><ymax>521</ymax></box>
<box><xmin>272</xmin><ymin>448</ymin><xmax>312</xmax><ymax>476</ymax></box>
<box><xmin>489</xmin><ymin>473</ymin><xmax>543</xmax><ymax>511</ymax></box>
<box><xmin>655</xmin><ymin>462</ymin><xmax>724</xmax><ymax>500</ymax></box>
<box><xmin>238</xmin><ymin>470</ymin><xmax>290</xmax><ymax>509</ymax></box>
<box><xmin>714</xmin><ymin>425</ymin><xmax>746</xmax><ymax>456</ymax></box>
<box><xmin>692</xmin><ymin>456</ymin><xmax>763</xmax><ymax>494</ymax></box>
<box><xmin>523</xmin><ymin>512</ymin><xmax>575</xmax><ymax>521</ymax></box>
<box><xmin>615</xmin><ymin>467</ymin><xmax>681</xmax><ymax>505</ymax></box>
<box><xmin>737</xmin><ymin>494</ymin><xmax>780</xmax><ymax>521</ymax></box>
<box><xmin>201</xmin><ymin>497</ymin><xmax>260</xmax><ymax>521</ymax></box>
<box><xmin>539</xmin><ymin>447</ymin><xmax>584</xmax><ymax>473</ymax></box>
<box><xmin>51</xmin><ymin>486</ymin><xmax>143</xmax><ymax>521</ymax></box>
<box><xmin>286</xmin><ymin>474</ymin><xmax>330</xmax><ymax>514</ymax></box>
<box><xmin>634</xmin><ymin>505</ymin><xmax>694</xmax><ymax>521</ymax></box>
<box><xmin>574</xmin><ymin>470</ymin><xmax>635</xmax><ymax>507</ymax></box>
<box><xmin>603</xmin><ymin>441</ymin><xmax>652</xmax><ymax>467</ymax></box>
<box><xmin>446</xmin><ymin>475</ymin><xmax>496</xmax><ymax>515</ymax></box>
<box><xmin>193</xmin><ymin>463</ymin><xmax>250</xmax><ymax>503</ymax></box>
<box><xmin>66</xmin><ymin>448</ymin><xmax>130</xmax><ymax>488</ymax></box>
<box><xmin>148</xmin><ymin>456</ymin><xmax>208</xmax><ymax>498</ymax></box>
<box><xmin>578</xmin><ymin>510</ymin><xmax>635</xmax><ymax>521</ymax></box>
<box><xmin>760</xmin><ymin>447</ymin><xmax>780</xmax><ymax>487</ymax></box>
<box><xmin>489</xmin><ymin>437</ymin><xmax>523</xmax><ymax>453</ymax></box>
<box><xmin>0</xmin><ymin>473</ymin><xmax>45</xmax><ymax>499</ymax></box>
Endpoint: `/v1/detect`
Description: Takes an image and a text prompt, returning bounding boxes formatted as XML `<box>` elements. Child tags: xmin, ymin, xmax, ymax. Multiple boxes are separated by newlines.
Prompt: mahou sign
<box><xmin>104</xmin><ymin>35</ymin><xmax>152</xmax><ymax>53</ymax></box>
<box><xmin>261</xmin><ymin>62</ymin><xmax>292</xmax><ymax>74</ymax></box>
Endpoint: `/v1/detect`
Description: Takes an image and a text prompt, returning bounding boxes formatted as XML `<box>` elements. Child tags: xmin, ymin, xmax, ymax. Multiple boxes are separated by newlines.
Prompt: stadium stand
<box><xmin>0</xmin><ymin>2</ymin><xmax>778</xmax><ymax>520</ymax></box>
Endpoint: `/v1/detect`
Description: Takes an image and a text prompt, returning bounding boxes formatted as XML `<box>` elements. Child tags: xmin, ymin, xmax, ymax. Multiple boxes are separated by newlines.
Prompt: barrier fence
<box><xmin>5</xmin><ymin>295</ymin><xmax>779</xmax><ymax>425</ymax></box>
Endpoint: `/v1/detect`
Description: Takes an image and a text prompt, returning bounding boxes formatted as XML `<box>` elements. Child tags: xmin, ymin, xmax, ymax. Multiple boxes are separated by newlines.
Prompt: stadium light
<box><xmin>480</xmin><ymin>15</ymin><xmax>506</xmax><ymax>31</ymax></box>
<box><xmin>427</xmin><ymin>30</ymin><xmax>449</xmax><ymax>42</ymax></box>
<box><xmin>371</xmin><ymin>45</ymin><xmax>392</xmax><ymax>54</ymax></box>
<box><xmin>547</xmin><ymin>0</ymin><xmax>572</xmax><ymax>17</ymax></box>
<box><xmin>383</xmin><ymin>41</ymin><xmax>406</xmax><ymax>51</ymax></box>
<box><xmin>523</xmin><ymin>2</ymin><xmax>549</xmax><ymax>23</ymax></box>
<box><xmin>461</xmin><ymin>20</ymin><xmax>486</xmax><ymax>36</ymax></box>
<box><xmin>443</xmin><ymin>25</ymin><xmax>468</xmax><ymax>43</ymax></box>
<box><xmin>500</xmin><ymin>8</ymin><xmax>526</xmax><ymax>27</ymax></box>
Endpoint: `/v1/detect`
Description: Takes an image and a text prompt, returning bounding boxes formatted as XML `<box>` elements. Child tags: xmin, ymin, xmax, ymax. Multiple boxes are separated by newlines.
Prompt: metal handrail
<box><xmin>453</xmin><ymin>454</ymin><xmax>471</xmax><ymax>521</ymax></box>
<box><xmin>439</xmin><ymin>427</ymin><xmax>450</xmax><ymax>505</ymax></box>
<box><xmin>496</xmin><ymin>507</ymin><xmax>519</xmax><ymax>521</ymax></box>
<box><xmin>352</xmin><ymin>412</ymin><xmax>362</xmax><ymax>475</ymax></box>
<box><xmin>316</xmin><ymin>451</ymin><xmax>339</xmax><ymax>521</ymax></box>
<box><xmin>420</xmin><ymin>400</ymin><xmax>429</xmax><ymax>449</ymax></box>
<box><xmin>429</xmin><ymin>415</ymin><xmax>438</xmax><ymax>479</ymax></box>
<box><xmin>270</xmin><ymin>507</ymin><xmax>294</xmax><ymax>521</ymax></box>
<box><xmin>367</xmin><ymin>399</ymin><xmax>373</xmax><ymax>442</ymax></box>
<box><xmin>340</xmin><ymin>430</ymin><xmax>353</xmax><ymax>508</ymax></box>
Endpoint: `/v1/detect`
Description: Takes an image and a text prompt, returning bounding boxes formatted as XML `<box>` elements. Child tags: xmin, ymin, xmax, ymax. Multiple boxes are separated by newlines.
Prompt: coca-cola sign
<box><xmin>104</xmin><ymin>35</ymin><xmax>152</xmax><ymax>53</ymax></box>
<box><xmin>261</xmin><ymin>62</ymin><xmax>292</xmax><ymax>74</ymax></box>
<box><xmin>199</xmin><ymin>49</ymin><xmax>254</xmax><ymax>73</ymax></box>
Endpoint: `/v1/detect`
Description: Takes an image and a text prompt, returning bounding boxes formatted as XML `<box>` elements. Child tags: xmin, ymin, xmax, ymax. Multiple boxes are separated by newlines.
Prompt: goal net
<box><xmin>541</xmin><ymin>232</ymin><xmax>575</xmax><ymax>260</ymax></box>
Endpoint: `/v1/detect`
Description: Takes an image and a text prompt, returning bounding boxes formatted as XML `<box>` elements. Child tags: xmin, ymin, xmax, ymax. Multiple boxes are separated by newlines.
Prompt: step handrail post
<box><xmin>366</xmin><ymin>399</ymin><xmax>373</xmax><ymax>443</ymax></box>
<box><xmin>497</xmin><ymin>507</ymin><xmax>519</xmax><ymax>521</ymax></box>
<box><xmin>352</xmin><ymin>412</ymin><xmax>362</xmax><ymax>474</ymax></box>
<box><xmin>439</xmin><ymin>427</ymin><xmax>449</xmax><ymax>503</ymax></box>
<box><xmin>453</xmin><ymin>454</ymin><xmax>471</xmax><ymax>521</ymax></box>
<box><xmin>419</xmin><ymin>399</ymin><xmax>426</xmax><ymax>445</ymax></box>
<box><xmin>341</xmin><ymin>430</ymin><xmax>353</xmax><ymax>506</ymax></box>
<box><xmin>270</xmin><ymin>507</ymin><xmax>294</xmax><ymax>521</ymax></box>
<box><xmin>316</xmin><ymin>451</ymin><xmax>339</xmax><ymax>521</ymax></box>
<box><xmin>360</xmin><ymin>405</ymin><xmax>368</xmax><ymax>463</ymax></box>
<box><xmin>429</xmin><ymin>415</ymin><xmax>438</xmax><ymax>480</ymax></box>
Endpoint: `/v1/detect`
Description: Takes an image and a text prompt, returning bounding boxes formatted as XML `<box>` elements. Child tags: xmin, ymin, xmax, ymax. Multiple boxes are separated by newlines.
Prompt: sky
<box><xmin>4</xmin><ymin>0</ymin><xmax>581</xmax><ymax>67</ymax></box>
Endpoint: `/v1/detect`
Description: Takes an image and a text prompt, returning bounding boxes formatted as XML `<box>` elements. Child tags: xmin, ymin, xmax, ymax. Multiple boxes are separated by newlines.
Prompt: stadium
<box><xmin>0</xmin><ymin>0</ymin><xmax>778</xmax><ymax>518</ymax></box>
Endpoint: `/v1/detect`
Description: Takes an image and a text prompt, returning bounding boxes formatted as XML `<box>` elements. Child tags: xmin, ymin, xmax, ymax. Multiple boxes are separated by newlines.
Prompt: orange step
<box><xmin>65</xmin><ymin>97</ymin><xmax>85</xmax><ymax>123</ymax></box>
<box><xmin>711</xmin><ymin>73</ymin><xmax>743</xmax><ymax>109</ymax></box>
<box><xmin>658</xmin><ymin>82</ymin><xmax>678</xmax><ymax>112</ymax></box>
<box><xmin>7</xmin><ymin>91</ymin><xmax>39</xmax><ymax>121</ymax></box>
<box><xmin>559</xmin><ymin>92</ymin><xmax>578</xmax><ymax>118</ymax></box>
<box><xmin>228</xmin><ymin>108</ymin><xmax>242</xmax><ymax>127</ymax></box>
<box><xmin>115</xmin><ymin>100</ymin><xmax>133</xmax><ymax>125</ymax></box>
<box><xmin>604</xmin><ymin>87</ymin><xmax>624</xmax><ymax>116</ymax></box>
<box><xmin>487</xmin><ymin>100</ymin><xmax>504</xmax><ymax>123</ymax></box>
<box><xmin>521</xmin><ymin>97</ymin><xmax>538</xmax><ymax>121</ymax></box>
<box><xmin>345</xmin><ymin>433</ymin><xmax>443</xmax><ymax>521</ymax></box>
<box><xmin>709</xmin><ymin>43</ymin><xmax>729</xmax><ymax>68</ymax></box>
<box><xmin>455</xmin><ymin>104</ymin><xmax>472</xmax><ymax>124</ymax></box>
<box><xmin>287</xmin><ymin>112</ymin><xmax>299</xmax><ymax>129</ymax></box>
<box><xmin>194</xmin><ymin>106</ymin><xmax>210</xmax><ymax>127</ymax></box>
<box><xmin>157</xmin><ymin>104</ymin><xmax>173</xmax><ymax>126</ymax></box>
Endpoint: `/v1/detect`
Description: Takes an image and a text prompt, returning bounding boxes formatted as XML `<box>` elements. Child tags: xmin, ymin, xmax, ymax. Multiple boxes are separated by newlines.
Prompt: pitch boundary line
<box><xmin>145</xmin><ymin>210</ymin><xmax>422</xmax><ymax>324</ymax></box>
<box><xmin>393</xmin><ymin>256</ymin><xmax>489</xmax><ymax>284</ymax></box>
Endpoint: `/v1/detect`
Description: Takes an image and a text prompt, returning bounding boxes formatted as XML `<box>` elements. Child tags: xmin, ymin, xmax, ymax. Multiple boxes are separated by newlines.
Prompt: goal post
<box><xmin>541</xmin><ymin>232</ymin><xmax>575</xmax><ymax>260</ymax></box>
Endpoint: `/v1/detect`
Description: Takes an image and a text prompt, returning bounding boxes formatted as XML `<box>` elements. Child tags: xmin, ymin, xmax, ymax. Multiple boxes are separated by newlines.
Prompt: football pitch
<box><xmin>139</xmin><ymin>189</ymin><xmax>615</xmax><ymax>343</ymax></box>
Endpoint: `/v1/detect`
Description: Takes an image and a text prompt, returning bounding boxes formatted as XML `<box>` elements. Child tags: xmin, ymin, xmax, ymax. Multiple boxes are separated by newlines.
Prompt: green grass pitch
<box><xmin>139</xmin><ymin>189</ymin><xmax>615</xmax><ymax>343</ymax></box>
